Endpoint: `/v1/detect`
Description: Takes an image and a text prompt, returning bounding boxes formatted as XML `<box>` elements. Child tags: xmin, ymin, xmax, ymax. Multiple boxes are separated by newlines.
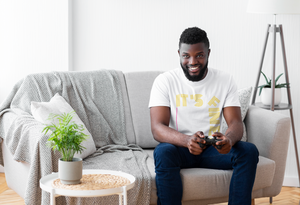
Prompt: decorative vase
<box><xmin>261</xmin><ymin>88</ymin><xmax>281</xmax><ymax>106</ymax></box>
<box><xmin>58</xmin><ymin>158</ymin><xmax>83</xmax><ymax>185</ymax></box>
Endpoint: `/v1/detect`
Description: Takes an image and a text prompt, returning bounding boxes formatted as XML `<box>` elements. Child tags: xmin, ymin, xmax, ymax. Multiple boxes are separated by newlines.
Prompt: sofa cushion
<box><xmin>124</xmin><ymin>71</ymin><xmax>162</xmax><ymax>148</ymax></box>
<box><xmin>31</xmin><ymin>93</ymin><xmax>97</xmax><ymax>159</ymax></box>
<box><xmin>145</xmin><ymin>149</ymin><xmax>275</xmax><ymax>202</ymax></box>
<box><xmin>221</xmin><ymin>87</ymin><xmax>252</xmax><ymax>141</ymax></box>
<box><xmin>180</xmin><ymin>156</ymin><xmax>275</xmax><ymax>201</ymax></box>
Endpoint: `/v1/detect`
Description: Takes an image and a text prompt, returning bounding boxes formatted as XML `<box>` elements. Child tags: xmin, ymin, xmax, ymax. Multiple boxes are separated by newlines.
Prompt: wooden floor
<box><xmin>214</xmin><ymin>186</ymin><xmax>300</xmax><ymax>205</ymax></box>
<box><xmin>0</xmin><ymin>173</ymin><xmax>299</xmax><ymax>205</ymax></box>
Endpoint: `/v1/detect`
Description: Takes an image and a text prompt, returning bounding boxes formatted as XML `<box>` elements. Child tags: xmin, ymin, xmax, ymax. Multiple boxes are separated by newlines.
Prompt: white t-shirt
<box><xmin>148</xmin><ymin>67</ymin><xmax>240</xmax><ymax>136</ymax></box>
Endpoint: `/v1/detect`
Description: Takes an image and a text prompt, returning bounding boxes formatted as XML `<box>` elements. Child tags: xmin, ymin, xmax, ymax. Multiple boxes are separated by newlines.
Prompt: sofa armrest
<box><xmin>245</xmin><ymin>106</ymin><xmax>290</xmax><ymax>160</ymax></box>
<box><xmin>244</xmin><ymin>106</ymin><xmax>291</xmax><ymax>196</ymax></box>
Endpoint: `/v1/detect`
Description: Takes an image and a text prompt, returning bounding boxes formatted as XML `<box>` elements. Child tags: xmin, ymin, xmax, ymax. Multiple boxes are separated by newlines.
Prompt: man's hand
<box><xmin>187</xmin><ymin>131</ymin><xmax>206</xmax><ymax>155</ymax></box>
<box><xmin>212</xmin><ymin>132</ymin><xmax>233</xmax><ymax>154</ymax></box>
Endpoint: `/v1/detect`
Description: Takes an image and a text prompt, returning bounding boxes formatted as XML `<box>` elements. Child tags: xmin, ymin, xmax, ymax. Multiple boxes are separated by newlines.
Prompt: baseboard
<box><xmin>282</xmin><ymin>176</ymin><xmax>300</xmax><ymax>187</ymax></box>
<box><xmin>0</xmin><ymin>165</ymin><xmax>4</xmax><ymax>173</ymax></box>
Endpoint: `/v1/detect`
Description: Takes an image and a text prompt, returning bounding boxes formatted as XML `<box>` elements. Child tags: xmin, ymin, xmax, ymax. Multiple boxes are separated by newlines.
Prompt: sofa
<box><xmin>0</xmin><ymin>70</ymin><xmax>291</xmax><ymax>205</ymax></box>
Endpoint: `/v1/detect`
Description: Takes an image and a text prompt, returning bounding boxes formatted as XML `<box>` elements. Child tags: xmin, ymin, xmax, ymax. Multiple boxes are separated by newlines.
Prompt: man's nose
<box><xmin>189</xmin><ymin>57</ymin><xmax>198</xmax><ymax>65</ymax></box>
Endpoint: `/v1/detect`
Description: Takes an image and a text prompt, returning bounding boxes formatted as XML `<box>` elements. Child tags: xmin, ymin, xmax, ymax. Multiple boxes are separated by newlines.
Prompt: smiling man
<box><xmin>179</xmin><ymin>32</ymin><xmax>210</xmax><ymax>82</ymax></box>
<box><xmin>149</xmin><ymin>27</ymin><xmax>259</xmax><ymax>205</ymax></box>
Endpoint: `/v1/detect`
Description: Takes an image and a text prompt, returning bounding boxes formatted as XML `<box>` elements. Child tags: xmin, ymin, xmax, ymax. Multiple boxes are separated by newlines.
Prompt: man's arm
<box><xmin>213</xmin><ymin>106</ymin><xmax>243</xmax><ymax>154</ymax></box>
<box><xmin>150</xmin><ymin>106</ymin><xmax>204</xmax><ymax>155</ymax></box>
<box><xmin>223</xmin><ymin>106</ymin><xmax>243</xmax><ymax>144</ymax></box>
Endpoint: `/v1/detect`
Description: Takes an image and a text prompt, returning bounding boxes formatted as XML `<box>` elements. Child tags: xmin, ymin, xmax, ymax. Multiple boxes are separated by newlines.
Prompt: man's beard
<box><xmin>181</xmin><ymin>61</ymin><xmax>208</xmax><ymax>82</ymax></box>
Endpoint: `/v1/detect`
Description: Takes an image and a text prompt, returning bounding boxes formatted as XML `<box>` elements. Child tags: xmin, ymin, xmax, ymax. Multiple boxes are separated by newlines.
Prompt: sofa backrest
<box><xmin>124</xmin><ymin>71</ymin><xmax>162</xmax><ymax>148</ymax></box>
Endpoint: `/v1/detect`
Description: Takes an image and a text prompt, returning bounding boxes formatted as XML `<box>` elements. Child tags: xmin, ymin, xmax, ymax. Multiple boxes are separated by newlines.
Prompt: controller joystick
<box><xmin>198</xmin><ymin>136</ymin><xmax>223</xmax><ymax>149</ymax></box>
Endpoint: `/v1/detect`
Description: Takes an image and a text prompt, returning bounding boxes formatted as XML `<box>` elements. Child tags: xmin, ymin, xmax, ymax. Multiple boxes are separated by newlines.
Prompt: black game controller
<box><xmin>198</xmin><ymin>136</ymin><xmax>223</xmax><ymax>149</ymax></box>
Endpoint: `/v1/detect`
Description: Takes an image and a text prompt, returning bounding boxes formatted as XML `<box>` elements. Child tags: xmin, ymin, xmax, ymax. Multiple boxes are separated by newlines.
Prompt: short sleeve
<box><xmin>148</xmin><ymin>74</ymin><xmax>170</xmax><ymax>108</ymax></box>
<box><xmin>224</xmin><ymin>76</ymin><xmax>240</xmax><ymax>108</ymax></box>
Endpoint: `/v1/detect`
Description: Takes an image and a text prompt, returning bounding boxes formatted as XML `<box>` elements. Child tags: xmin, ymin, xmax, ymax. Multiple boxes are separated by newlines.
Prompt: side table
<box><xmin>40</xmin><ymin>169</ymin><xmax>135</xmax><ymax>205</ymax></box>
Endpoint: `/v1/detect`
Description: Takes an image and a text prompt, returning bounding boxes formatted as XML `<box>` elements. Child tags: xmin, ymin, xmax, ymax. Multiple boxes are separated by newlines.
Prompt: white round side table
<box><xmin>40</xmin><ymin>169</ymin><xmax>135</xmax><ymax>205</ymax></box>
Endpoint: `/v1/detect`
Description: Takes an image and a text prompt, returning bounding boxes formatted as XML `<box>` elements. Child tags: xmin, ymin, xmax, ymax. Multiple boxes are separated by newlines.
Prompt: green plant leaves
<box><xmin>275</xmin><ymin>73</ymin><xmax>284</xmax><ymax>84</ymax></box>
<box><xmin>258</xmin><ymin>71</ymin><xmax>290</xmax><ymax>96</ymax></box>
<box><xmin>42</xmin><ymin>111</ymin><xmax>88</xmax><ymax>161</ymax></box>
<box><xmin>261</xmin><ymin>71</ymin><xmax>269</xmax><ymax>86</ymax></box>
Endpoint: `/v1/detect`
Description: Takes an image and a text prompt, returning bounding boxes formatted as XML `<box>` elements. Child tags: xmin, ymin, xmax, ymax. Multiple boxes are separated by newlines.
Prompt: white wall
<box><xmin>71</xmin><ymin>0</ymin><xmax>300</xmax><ymax>186</ymax></box>
<box><xmin>0</xmin><ymin>0</ymin><xmax>70</xmax><ymax>172</ymax></box>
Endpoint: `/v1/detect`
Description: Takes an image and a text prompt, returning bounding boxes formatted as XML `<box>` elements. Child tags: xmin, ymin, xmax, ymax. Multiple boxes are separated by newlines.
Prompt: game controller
<box><xmin>198</xmin><ymin>136</ymin><xmax>223</xmax><ymax>149</ymax></box>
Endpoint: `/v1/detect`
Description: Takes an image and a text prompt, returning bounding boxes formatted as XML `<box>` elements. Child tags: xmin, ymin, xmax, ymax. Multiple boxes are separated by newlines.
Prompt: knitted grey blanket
<box><xmin>0</xmin><ymin>70</ymin><xmax>151</xmax><ymax>205</ymax></box>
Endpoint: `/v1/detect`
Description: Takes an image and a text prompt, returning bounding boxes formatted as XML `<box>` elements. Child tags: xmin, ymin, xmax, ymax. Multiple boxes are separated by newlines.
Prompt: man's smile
<box><xmin>188</xmin><ymin>66</ymin><xmax>200</xmax><ymax>73</ymax></box>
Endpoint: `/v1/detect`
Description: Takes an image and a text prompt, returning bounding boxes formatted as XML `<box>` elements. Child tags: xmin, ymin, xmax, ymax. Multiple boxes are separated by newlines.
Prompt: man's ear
<box><xmin>207</xmin><ymin>49</ymin><xmax>211</xmax><ymax>57</ymax></box>
<box><xmin>178</xmin><ymin>50</ymin><xmax>180</xmax><ymax>56</ymax></box>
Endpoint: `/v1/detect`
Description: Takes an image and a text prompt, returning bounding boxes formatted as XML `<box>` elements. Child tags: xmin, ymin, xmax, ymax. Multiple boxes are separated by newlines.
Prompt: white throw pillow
<box><xmin>221</xmin><ymin>87</ymin><xmax>252</xmax><ymax>142</ymax></box>
<box><xmin>31</xmin><ymin>93</ymin><xmax>96</xmax><ymax>159</ymax></box>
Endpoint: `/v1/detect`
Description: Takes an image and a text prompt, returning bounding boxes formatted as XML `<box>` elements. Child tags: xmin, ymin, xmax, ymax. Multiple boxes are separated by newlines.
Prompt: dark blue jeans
<box><xmin>154</xmin><ymin>141</ymin><xmax>259</xmax><ymax>205</ymax></box>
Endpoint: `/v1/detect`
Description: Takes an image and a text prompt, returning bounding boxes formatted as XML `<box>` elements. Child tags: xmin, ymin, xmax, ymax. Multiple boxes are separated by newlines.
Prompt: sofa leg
<box><xmin>269</xmin><ymin>197</ymin><xmax>272</xmax><ymax>204</ymax></box>
<box><xmin>251</xmin><ymin>199</ymin><xmax>255</xmax><ymax>205</ymax></box>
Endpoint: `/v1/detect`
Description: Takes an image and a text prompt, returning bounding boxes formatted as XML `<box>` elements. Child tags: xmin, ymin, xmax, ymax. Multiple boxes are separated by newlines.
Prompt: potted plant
<box><xmin>43</xmin><ymin>111</ymin><xmax>88</xmax><ymax>185</ymax></box>
<box><xmin>258</xmin><ymin>71</ymin><xmax>289</xmax><ymax>105</ymax></box>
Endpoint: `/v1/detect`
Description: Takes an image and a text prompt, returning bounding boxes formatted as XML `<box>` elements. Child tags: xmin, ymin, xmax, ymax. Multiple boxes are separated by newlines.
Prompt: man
<box><xmin>148</xmin><ymin>27</ymin><xmax>259</xmax><ymax>205</ymax></box>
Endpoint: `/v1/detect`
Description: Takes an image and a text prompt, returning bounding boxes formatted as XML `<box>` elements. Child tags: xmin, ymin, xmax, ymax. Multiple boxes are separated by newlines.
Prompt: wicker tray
<box><xmin>52</xmin><ymin>174</ymin><xmax>130</xmax><ymax>190</ymax></box>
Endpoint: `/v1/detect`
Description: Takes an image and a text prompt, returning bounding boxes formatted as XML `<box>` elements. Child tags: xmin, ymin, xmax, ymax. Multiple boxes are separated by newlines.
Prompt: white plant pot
<box><xmin>261</xmin><ymin>88</ymin><xmax>282</xmax><ymax>106</ymax></box>
<box><xmin>58</xmin><ymin>158</ymin><xmax>83</xmax><ymax>185</ymax></box>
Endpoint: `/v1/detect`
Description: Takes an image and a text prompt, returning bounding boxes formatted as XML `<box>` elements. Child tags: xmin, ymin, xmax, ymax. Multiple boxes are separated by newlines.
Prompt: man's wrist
<box><xmin>225</xmin><ymin>131</ymin><xmax>237</xmax><ymax>146</ymax></box>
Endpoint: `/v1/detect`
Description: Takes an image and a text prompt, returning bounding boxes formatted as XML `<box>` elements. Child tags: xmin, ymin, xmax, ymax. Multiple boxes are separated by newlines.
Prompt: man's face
<box><xmin>178</xmin><ymin>42</ymin><xmax>210</xmax><ymax>82</ymax></box>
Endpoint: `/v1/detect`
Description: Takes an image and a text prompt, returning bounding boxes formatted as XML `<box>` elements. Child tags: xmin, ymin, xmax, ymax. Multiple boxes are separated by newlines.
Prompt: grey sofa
<box><xmin>1</xmin><ymin>70</ymin><xmax>291</xmax><ymax>204</ymax></box>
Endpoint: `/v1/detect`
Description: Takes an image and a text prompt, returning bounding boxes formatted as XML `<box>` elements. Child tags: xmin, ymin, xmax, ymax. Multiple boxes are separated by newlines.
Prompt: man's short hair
<box><xmin>179</xmin><ymin>27</ymin><xmax>210</xmax><ymax>49</ymax></box>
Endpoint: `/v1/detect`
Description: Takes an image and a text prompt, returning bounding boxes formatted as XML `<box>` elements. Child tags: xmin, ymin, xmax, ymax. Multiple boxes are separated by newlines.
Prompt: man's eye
<box><xmin>183</xmin><ymin>55</ymin><xmax>189</xmax><ymax>59</ymax></box>
<box><xmin>197</xmin><ymin>54</ymin><xmax>204</xmax><ymax>58</ymax></box>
